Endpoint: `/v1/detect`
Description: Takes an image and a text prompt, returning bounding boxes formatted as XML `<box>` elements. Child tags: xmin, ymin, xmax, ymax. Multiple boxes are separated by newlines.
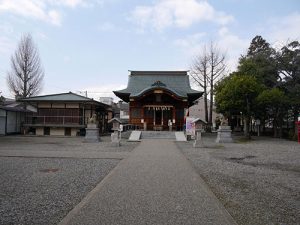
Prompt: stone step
<box><xmin>141</xmin><ymin>131</ymin><xmax>175</xmax><ymax>139</ymax></box>
<box><xmin>175</xmin><ymin>132</ymin><xmax>187</xmax><ymax>142</ymax></box>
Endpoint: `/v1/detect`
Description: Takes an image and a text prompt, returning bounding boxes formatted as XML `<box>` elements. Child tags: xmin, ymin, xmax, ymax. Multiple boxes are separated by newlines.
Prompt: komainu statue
<box><xmin>220</xmin><ymin>115</ymin><xmax>228</xmax><ymax>126</ymax></box>
<box><xmin>88</xmin><ymin>113</ymin><xmax>97</xmax><ymax>124</ymax></box>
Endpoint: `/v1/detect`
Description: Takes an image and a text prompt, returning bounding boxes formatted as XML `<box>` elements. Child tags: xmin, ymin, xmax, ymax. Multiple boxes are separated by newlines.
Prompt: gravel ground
<box><xmin>177</xmin><ymin>134</ymin><xmax>300</xmax><ymax>225</ymax></box>
<box><xmin>0</xmin><ymin>135</ymin><xmax>139</xmax><ymax>152</ymax></box>
<box><xmin>0</xmin><ymin>157</ymin><xmax>119</xmax><ymax>225</ymax></box>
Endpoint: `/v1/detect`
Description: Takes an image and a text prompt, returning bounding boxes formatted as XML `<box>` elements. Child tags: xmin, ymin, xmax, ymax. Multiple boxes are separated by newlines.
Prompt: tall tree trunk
<box><xmin>203</xmin><ymin>71</ymin><xmax>208</xmax><ymax>123</ymax></box>
<box><xmin>293</xmin><ymin>109</ymin><xmax>298</xmax><ymax>140</ymax></box>
<box><xmin>273</xmin><ymin>120</ymin><xmax>278</xmax><ymax>138</ymax></box>
<box><xmin>245</xmin><ymin>95</ymin><xmax>251</xmax><ymax>139</ymax></box>
<box><xmin>209</xmin><ymin>81</ymin><xmax>213</xmax><ymax>126</ymax></box>
<box><xmin>244</xmin><ymin>117</ymin><xmax>251</xmax><ymax>139</ymax></box>
<box><xmin>278</xmin><ymin>111</ymin><xmax>284</xmax><ymax>138</ymax></box>
<box><xmin>204</xmin><ymin>91</ymin><xmax>208</xmax><ymax>123</ymax></box>
<box><xmin>209</xmin><ymin>49</ymin><xmax>214</xmax><ymax>128</ymax></box>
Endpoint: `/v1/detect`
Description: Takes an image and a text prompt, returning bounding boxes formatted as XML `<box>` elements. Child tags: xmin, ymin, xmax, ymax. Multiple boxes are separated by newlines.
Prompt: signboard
<box><xmin>186</xmin><ymin>117</ymin><xmax>195</xmax><ymax>136</ymax></box>
<box><xmin>146</xmin><ymin>106</ymin><xmax>171</xmax><ymax>111</ymax></box>
<box><xmin>255</xmin><ymin>119</ymin><xmax>260</xmax><ymax>125</ymax></box>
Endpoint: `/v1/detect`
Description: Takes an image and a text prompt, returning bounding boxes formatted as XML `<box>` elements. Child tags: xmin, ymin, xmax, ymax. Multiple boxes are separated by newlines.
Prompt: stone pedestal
<box><xmin>111</xmin><ymin>131</ymin><xmax>121</xmax><ymax>147</ymax></box>
<box><xmin>193</xmin><ymin>131</ymin><xmax>204</xmax><ymax>148</ymax></box>
<box><xmin>215</xmin><ymin>126</ymin><xmax>233</xmax><ymax>143</ymax></box>
<box><xmin>84</xmin><ymin>124</ymin><xmax>100</xmax><ymax>142</ymax></box>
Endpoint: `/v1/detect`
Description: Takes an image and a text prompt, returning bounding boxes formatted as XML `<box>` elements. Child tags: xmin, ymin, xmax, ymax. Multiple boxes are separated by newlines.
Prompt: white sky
<box><xmin>0</xmin><ymin>0</ymin><xmax>299</xmax><ymax>101</ymax></box>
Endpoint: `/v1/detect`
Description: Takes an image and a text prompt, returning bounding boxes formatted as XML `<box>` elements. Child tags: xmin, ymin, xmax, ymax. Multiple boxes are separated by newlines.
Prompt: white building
<box><xmin>189</xmin><ymin>98</ymin><xmax>221</xmax><ymax>128</ymax></box>
<box><xmin>99</xmin><ymin>97</ymin><xmax>114</xmax><ymax>106</ymax></box>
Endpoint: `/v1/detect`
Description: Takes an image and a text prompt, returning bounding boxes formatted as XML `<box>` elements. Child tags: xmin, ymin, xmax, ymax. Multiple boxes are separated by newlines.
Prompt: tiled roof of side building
<box><xmin>18</xmin><ymin>92</ymin><xmax>110</xmax><ymax>108</ymax></box>
<box><xmin>19</xmin><ymin>92</ymin><xmax>94</xmax><ymax>102</ymax></box>
<box><xmin>114</xmin><ymin>71</ymin><xmax>202</xmax><ymax>102</ymax></box>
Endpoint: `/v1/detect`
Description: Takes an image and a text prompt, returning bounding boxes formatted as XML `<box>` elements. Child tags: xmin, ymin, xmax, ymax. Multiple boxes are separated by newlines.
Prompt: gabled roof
<box><xmin>0</xmin><ymin>105</ymin><xmax>31</xmax><ymax>113</ymax></box>
<box><xmin>0</xmin><ymin>99</ymin><xmax>35</xmax><ymax>113</ymax></box>
<box><xmin>114</xmin><ymin>71</ymin><xmax>202</xmax><ymax>104</ymax></box>
<box><xmin>18</xmin><ymin>92</ymin><xmax>110</xmax><ymax>109</ymax></box>
<box><xmin>108</xmin><ymin>118</ymin><xmax>123</xmax><ymax>124</ymax></box>
<box><xmin>192</xmin><ymin>118</ymin><xmax>207</xmax><ymax>124</ymax></box>
<box><xmin>19</xmin><ymin>92</ymin><xmax>95</xmax><ymax>102</ymax></box>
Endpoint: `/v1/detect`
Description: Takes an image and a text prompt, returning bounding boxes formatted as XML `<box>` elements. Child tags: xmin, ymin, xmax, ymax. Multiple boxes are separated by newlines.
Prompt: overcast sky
<box><xmin>0</xmin><ymin>0</ymin><xmax>299</xmax><ymax>100</ymax></box>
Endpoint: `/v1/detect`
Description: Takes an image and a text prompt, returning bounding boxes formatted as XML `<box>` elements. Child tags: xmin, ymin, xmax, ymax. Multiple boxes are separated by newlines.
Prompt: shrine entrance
<box><xmin>155</xmin><ymin>110</ymin><xmax>162</xmax><ymax>126</ymax></box>
<box><xmin>143</xmin><ymin>105</ymin><xmax>174</xmax><ymax>130</ymax></box>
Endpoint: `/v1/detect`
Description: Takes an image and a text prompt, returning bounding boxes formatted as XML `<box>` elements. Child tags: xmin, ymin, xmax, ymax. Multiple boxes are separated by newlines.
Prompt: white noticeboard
<box><xmin>186</xmin><ymin>117</ymin><xmax>195</xmax><ymax>136</ymax></box>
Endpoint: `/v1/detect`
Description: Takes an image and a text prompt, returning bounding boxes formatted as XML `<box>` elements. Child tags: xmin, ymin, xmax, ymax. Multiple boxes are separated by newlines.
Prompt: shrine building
<box><xmin>114</xmin><ymin>71</ymin><xmax>202</xmax><ymax>131</ymax></box>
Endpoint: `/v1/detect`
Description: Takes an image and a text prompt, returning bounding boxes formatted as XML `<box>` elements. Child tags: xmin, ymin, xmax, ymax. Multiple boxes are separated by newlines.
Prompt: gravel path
<box><xmin>0</xmin><ymin>157</ymin><xmax>119</xmax><ymax>225</ymax></box>
<box><xmin>0</xmin><ymin>135</ymin><xmax>139</xmax><ymax>152</ymax></box>
<box><xmin>177</xmin><ymin>134</ymin><xmax>300</xmax><ymax>225</ymax></box>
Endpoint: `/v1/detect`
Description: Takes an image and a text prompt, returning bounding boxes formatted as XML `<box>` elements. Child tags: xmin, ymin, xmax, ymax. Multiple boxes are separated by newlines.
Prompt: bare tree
<box><xmin>7</xmin><ymin>33</ymin><xmax>44</xmax><ymax>98</ymax></box>
<box><xmin>190</xmin><ymin>42</ymin><xmax>226</xmax><ymax>129</ymax></box>
<box><xmin>208</xmin><ymin>42</ymin><xmax>226</xmax><ymax>126</ymax></box>
<box><xmin>190</xmin><ymin>45</ymin><xmax>209</xmax><ymax>123</ymax></box>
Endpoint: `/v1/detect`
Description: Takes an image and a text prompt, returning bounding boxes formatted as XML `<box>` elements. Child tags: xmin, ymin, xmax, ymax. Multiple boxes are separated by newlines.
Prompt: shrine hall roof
<box><xmin>114</xmin><ymin>71</ymin><xmax>202</xmax><ymax>104</ymax></box>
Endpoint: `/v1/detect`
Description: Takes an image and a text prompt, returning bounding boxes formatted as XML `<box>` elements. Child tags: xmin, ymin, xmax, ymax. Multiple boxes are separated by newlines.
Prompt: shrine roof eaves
<box><xmin>114</xmin><ymin>71</ymin><xmax>202</xmax><ymax>101</ymax></box>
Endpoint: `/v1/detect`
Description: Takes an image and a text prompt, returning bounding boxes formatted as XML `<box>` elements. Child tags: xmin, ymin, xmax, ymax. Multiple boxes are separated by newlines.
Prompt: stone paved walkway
<box><xmin>59</xmin><ymin>139</ymin><xmax>237</xmax><ymax>225</ymax></box>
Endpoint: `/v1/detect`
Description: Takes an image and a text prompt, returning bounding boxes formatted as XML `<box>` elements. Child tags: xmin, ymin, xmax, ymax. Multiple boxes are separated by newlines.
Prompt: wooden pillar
<box><xmin>153</xmin><ymin>108</ymin><xmax>156</xmax><ymax>125</ymax></box>
<box><xmin>173</xmin><ymin>107</ymin><xmax>176</xmax><ymax>122</ymax></box>
<box><xmin>129</xmin><ymin>103</ymin><xmax>132</xmax><ymax>124</ymax></box>
<box><xmin>161</xmin><ymin>109</ymin><xmax>163</xmax><ymax>125</ymax></box>
<box><xmin>141</xmin><ymin>106</ymin><xmax>144</xmax><ymax>123</ymax></box>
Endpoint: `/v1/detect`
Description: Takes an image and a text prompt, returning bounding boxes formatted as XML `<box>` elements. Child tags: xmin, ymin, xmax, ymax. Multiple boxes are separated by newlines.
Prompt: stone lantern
<box><xmin>192</xmin><ymin>118</ymin><xmax>206</xmax><ymax>148</ymax></box>
<box><xmin>108</xmin><ymin>118</ymin><xmax>123</xmax><ymax>146</ymax></box>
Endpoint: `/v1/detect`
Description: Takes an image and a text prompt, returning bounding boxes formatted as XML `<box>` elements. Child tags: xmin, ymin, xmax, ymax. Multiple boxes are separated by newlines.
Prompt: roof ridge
<box><xmin>129</xmin><ymin>71</ymin><xmax>189</xmax><ymax>76</ymax></box>
<box><xmin>19</xmin><ymin>92</ymin><xmax>94</xmax><ymax>101</ymax></box>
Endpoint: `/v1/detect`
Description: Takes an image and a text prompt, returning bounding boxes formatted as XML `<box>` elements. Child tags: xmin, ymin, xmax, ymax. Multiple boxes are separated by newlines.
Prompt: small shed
<box><xmin>108</xmin><ymin>118</ymin><xmax>123</xmax><ymax>131</ymax></box>
<box><xmin>0</xmin><ymin>106</ymin><xmax>29</xmax><ymax>135</ymax></box>
<box><xmin>191</xmin><ymin>118</ymin><xmax>207</xmax><ymax>132</ymax></box>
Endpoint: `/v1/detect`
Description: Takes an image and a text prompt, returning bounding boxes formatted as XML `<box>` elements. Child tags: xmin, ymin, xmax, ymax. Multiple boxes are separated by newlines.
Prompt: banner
<box><xmin>186</xmin><ymin>117</ymin><xmax>195</xmax><ymax>136</ymax></box>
